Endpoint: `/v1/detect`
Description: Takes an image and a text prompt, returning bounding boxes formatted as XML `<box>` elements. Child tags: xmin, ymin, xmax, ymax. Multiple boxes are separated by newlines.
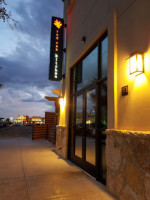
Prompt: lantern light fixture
<box><xmin>129</xmin><ymin>53</ymin><xmax>144</xmax><ymax>76</ymax></box>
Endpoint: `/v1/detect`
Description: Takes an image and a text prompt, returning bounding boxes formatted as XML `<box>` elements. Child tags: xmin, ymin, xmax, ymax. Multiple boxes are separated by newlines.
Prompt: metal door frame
<box><xmin>68</xmin><ymin>32</ymin><xmax>108</xmax><ymax>184</ymax></box>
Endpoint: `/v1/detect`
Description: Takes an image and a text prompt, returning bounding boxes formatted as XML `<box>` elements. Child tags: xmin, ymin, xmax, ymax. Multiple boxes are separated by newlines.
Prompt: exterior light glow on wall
<box><xmin>130</xmin><ymin>54</ymin><xmax>144</xmax><ymax>76</ymax></box>
<box><xmin>59</xmin><ymin>97</ymin><xmax>66</xmax><ymax>126</ymax></box>
<box><xmin>59</xmin><ymin>98</ymin><xmax>66</xmax><ymax>112</ymax></box>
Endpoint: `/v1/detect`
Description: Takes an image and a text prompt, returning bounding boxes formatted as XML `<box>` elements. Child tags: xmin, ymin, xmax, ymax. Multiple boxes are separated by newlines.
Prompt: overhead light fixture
<box><xmin>129</xmin><ymin>53</ymin><xmax>144</xmax><ymax>76</ymax></box>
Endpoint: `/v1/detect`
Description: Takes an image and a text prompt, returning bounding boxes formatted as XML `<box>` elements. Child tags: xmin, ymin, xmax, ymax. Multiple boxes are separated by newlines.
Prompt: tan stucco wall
<box><xmin>60</xmin><ymin>0</ymin><xmax>150</xmax><ymax>131</ymax></box>
<box><xmin>62</xmin><ymin>0</ymin><xmax>118</xmax><ymax>128</ymax></box>
<box><xmin>117</xmin><ymin>0</ymin><xmax>150</xmax><ymax>131</ymax></box>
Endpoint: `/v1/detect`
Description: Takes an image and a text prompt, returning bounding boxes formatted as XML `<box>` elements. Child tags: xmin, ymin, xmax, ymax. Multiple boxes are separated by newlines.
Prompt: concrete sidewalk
<box><xmin>0</xmin><ymin>138</ymin><xmax>116</xmax><ymax>200</ymax></box>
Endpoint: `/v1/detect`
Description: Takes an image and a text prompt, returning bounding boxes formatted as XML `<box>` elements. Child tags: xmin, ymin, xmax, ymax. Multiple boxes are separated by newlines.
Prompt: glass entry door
<box><xmin>75</xmin><ymin>89</ymin><xmax>97</xmax><ymax>164</ymax></box>
<box><xmin>86</xmin><ymin>89</ymin><xmax>96</xmax><ymax>166</ymax></box>
<box><xmin>72</xmin><ymin>84</ymin><xmax>107</xmax><ymax>181</ymax></box>
<box><xmin>69</xmin><ymin>34</ymin><xmax>108</xmax><ymax>184</ymax></box>
<box><xmin>74</xmin><ymin>88</ymin><xmax>97</xmax><ymax>177</ymax></box>
<box><xmin>75</xmin><ymin>94</ymin><xmax>83</xmax><ymax>158</ymax></box>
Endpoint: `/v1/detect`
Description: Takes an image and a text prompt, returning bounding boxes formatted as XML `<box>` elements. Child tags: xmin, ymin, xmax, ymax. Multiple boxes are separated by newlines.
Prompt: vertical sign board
<box><xmin>49</xmin><ymin>17</ymin><xmax>64</xmax><ymax>81</ymax></box>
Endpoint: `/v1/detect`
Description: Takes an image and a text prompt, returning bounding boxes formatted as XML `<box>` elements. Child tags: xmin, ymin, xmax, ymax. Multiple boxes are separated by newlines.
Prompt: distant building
<box><xmin>14</xmin><ymin>115</ymin><xmax>29</xmax><ymax>125</ymax></box>
<box><xmin>29</xmin><ymin>116</ymin><xmax>45</xmax><ymax>125</ymax></box>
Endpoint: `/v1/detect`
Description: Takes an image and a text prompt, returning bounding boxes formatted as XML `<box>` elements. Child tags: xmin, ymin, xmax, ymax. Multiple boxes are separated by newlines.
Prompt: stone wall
<box><xmin>106</xmin><ymin>129</ymin><xmax>150</xmax><ymax>200</ymax></box>
<box><xmin>56</xmin><ymin>126</ymin><xmax>68</xmax><ymax>158</ymax></box>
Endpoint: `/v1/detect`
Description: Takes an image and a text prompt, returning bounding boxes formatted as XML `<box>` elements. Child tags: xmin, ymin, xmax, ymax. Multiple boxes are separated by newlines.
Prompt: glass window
<box><xmin>70</xmin><ymin>34</ymin><xmax>108</xmax><ymax>181</ymax></box>
<box><xmin>71</xmin><ymin>67</ymin><xmax>76</xmax><ymax>95</ymax></box>
<box><xmin>86</xmin><ymin>89</ymin><xmax>96</xmax><ymax>165</ymax></box>
<box><xmin>75</xmin><ymin>95</ymin><xmax>83</xmax><ymax>158</ymax></box>
<box><xmin>101</xmin><ymin>37</ymin><xmax>108</xmax><ymax>79</ymax></box>
<box><xmin>76</xmin><ymin>95</ymin><xmax>83</xmax><ymax>125</ymax></box>
<box><xmin>77</xmin><ymin>47</ymin><xmax>98</xmax><ymax>91</ymax></box>
<box><xmin>101</xmin><ymin>80</ymin><xmax>107</xmax><ymax>129</ymax></box>
<box><xmin>100</xmin><ymin>80</ymin><xmax>107</xmax><ymax>180</ymax></box>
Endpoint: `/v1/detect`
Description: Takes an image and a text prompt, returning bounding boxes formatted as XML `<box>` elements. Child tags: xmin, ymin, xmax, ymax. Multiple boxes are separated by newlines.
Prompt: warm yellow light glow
<box><xmin>59</xmin><ymin>97</ymin><xmax>66</xmax><ymax>126</ymax></box>
<box><xmin>134</xmin><ymin>74</ymin><xmax>147</xmax><ymax>88</ymax></box>
<box><xmin>130</xmin><ymin>54</ymin><xmax>144</xmax><ymax>75</ymax></box>
<box><xmin>18</xmin><ymin>115</ymin><xmax>26</xmax><ymax>120</ymax></box>
<box><xmin>59</xmin><ymin>98</ymin><xmax>66</xmax><ymax>112</ymax></box>
<box><xmin>144</xmin><ymin>53</ymin><xmax>150</xmax><ymax>74</ymax></box>
<box><xmin>86</xmin><ymin>120</ymin><xmax>91</xmax><ymax>124</ymax></box>
<box><xmin>54</xmin><ymin>19</ymin><xmax>62</xmax><ymax>29</ymax></box>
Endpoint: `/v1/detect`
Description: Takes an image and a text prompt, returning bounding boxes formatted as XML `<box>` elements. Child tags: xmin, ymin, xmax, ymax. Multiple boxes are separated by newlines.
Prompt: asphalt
<box><xmin>0</xmin><ymin>137</ymin><xmax>116</xmax><ymax>200</ymax></box>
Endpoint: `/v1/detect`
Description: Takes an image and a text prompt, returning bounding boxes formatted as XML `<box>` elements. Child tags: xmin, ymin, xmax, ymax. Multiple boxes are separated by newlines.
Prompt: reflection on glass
<box><xmin>77</xmin><ymin>47</ymin><xmax>98</xmax><ymax>91</ymax></box>
<box><xmin>71</xmin><ymin>67</ymin><xmax>76</xmax><ymax>95</ymax></box>
<box><xmin>102</xmin><ymin>144</ymin><xmax>106</xmax><ymax>180</ymax></box>
<box><xmin>101</xmin><ymin>37</ymin><xmax>108</xmax><ymax>79</ymax></box>
<box><xmin>75</xmin><ymin>95</ymin><xmax>83</xmax><ymax>158</ymax></box>
<box><xmin>76</xmin><ymin>95</ymin><xmax>83</xmax><ymax>125</ymax></box>
<box><xmin>101</xmin><ymin>80</ymin><xmax>107</xmax><ymax>131</ymax></box>
<box><xmin>101</xmin><ymin>80</ymin><xmax>107</xmax><ymax>179</ymax></box>
<box><xmin>71</xmin><ymin>96</ymin><xmax>75</xmax><ymax>125</ymax></box>
<box><xmin>86</xmin><ymin>89</ymin><xmax>96</xmax><ymax>165</ymax></box>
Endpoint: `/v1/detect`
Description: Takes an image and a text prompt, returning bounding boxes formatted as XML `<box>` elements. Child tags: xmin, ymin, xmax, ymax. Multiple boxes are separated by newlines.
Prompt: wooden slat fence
<box><xmin>45</xmin><ymin>112</ymin><xmax>56</xmax><ymax>144</ymax></box>
<box><xmin>32</xmin><ymin>125</ymin><xmax>48</xmax><ymax>140</ymax></box>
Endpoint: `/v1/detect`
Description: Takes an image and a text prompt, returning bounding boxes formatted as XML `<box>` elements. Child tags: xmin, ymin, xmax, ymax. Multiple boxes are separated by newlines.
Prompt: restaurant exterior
<box><xmin>50</xmin><ymin>0</ymin><xmax>150</xmax><ymax>199</ymax></box>
<box><xmin>14</xmin><ymin>115</ymin><xmax>29</xmax><ymax>125</ymax></box>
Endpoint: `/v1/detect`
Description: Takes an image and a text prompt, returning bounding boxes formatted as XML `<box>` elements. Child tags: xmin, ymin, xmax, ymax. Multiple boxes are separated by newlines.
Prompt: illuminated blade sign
<box><xmin>49</xmin><ymin>17</ymin><xmax>64</xmax><ymax>81</ymax></box>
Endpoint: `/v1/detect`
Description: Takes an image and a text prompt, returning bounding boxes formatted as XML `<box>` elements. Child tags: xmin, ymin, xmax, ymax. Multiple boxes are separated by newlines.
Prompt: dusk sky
<box><xmin>0</xmin><ymin>0</ymin><xmax>63</xmax><ymax>120</ymax></box>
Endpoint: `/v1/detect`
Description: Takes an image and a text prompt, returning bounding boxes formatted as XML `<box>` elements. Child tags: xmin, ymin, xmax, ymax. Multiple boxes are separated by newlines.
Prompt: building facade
<box><xmin>54</xmin><ymin>0</ymin><xmax>150</xmax><ymax>199</ymax></box>
<box><xmin>29</xmin><ymin>116</ymin><xmax>45</xmax><ymax>125</ymax></box>
<box><xmin>14</xmin><ymin>115</ymin><xmax>29</xmax><ymax>125</ymax></box>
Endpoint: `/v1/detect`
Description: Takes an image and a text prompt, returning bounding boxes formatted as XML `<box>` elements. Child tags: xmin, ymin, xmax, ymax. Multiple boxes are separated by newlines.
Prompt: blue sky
<box><xmin>0</xmin><ymin>0</ymin><xmax>63</xmax><ymax>119</ymax></box>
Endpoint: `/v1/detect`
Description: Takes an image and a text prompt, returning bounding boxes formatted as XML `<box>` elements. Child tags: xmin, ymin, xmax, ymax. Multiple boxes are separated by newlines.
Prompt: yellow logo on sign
<box><xmin>54</xmin><ymin>19</ymin><xmax>63</xmax><ymax>29</ymax></box>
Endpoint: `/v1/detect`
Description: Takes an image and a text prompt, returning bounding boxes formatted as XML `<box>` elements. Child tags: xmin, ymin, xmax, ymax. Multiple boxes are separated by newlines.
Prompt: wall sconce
<box><xmin>130</xmin><ymin>53</ymin><xmax>144</xmax><ymax>76</ymax></box>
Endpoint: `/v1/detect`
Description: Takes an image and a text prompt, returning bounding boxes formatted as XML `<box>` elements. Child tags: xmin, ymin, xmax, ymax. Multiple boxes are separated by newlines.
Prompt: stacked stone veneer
<box><xmin>106</xmin><ymin>129</ymin><xmax>150</xmax><ymax>200</ymax></box>
<box><xmin>56</xmin><ymin>126</ymin><xmax>68</xmax><ymax>158</ymax></box>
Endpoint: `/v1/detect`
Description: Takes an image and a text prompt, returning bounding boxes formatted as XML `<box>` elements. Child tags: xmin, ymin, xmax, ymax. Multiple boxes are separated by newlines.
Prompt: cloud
<box><xmin>16</xmin><ymin>0</ymin><xmax>63</xmax><ymax>38</ymax></box>
<box><xmin>0</xmin><ymin>87</ymin><xmax>56</xmax><ymax>119</ymax></box>
<box><xmin>21</xmin><ymin>98</ymin><xmax>46</xmax><ymax>103</ymax></box>
<box><xmin>0</xmin><ymin>0</ymin><xmax>63</xmax><ymax>118</ymax></box>
<box><xmin>0</xmin><ymin>40</ymin><xmax>60</xmax><ymax>88</ymax></box>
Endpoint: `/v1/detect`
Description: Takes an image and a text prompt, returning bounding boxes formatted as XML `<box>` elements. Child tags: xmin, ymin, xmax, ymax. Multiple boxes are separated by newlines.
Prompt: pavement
<box><xmin>0</xmin><ymin>137</ymin><xmax>117</xmax><ymax>200</ymax></box>
<box><xmin>0</xmin><ymin>126</ymin><xmax>32</xmax><ymax>138</ymax></box>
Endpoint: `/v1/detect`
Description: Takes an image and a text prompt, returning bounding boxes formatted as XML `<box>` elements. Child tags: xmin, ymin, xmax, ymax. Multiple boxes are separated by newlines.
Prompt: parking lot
<box><xmin>0</xmin><ymin>126</ymin><xmax>32</xmax><ymax>138</ymax></box>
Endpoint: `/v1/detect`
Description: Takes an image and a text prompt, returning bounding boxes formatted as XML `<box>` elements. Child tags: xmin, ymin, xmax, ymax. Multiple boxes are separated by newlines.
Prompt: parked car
<box><xmin>0</xmin><ymin>122</ymin><xmax>3</xmax><ymax>128</ymax></box>
<box><xmin>0</xmin><ymin>122</ymin><xmax>7</xmax><ymax>127</ymax></box>
<box><xmin>14</xmin><ymin>123</ymin><xmax>23</xmax><ymax>126</ymax></box>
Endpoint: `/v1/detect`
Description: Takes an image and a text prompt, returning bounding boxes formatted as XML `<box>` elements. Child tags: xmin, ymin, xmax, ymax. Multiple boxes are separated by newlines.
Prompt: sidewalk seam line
<box><xmin>18</xmin><ymin>138</ymin><xmax>30</xmax><ymax>200</ymax></box>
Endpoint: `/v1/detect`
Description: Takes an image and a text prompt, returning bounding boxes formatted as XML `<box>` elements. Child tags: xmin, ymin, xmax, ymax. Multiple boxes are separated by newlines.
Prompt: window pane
<box><xmin>86</xmin><ymin>89</ymin><xmax>96</xmax><ymax>165</ymax></box>
<box><xmin>101</xmin><ymin>80</ymin><xmax>107</xmax><ymax>129</ymax></box>
<box><xmin>72</xmin><ymin>67</ymin><xmax>76</xmax><ymax>95</ymax></box>
<box><xmin>75</xmin><ymin>95</ymin><xmax>83</xmax><ymax>158</ymax></box>
<box><xmin>101</xmin><ymin>37</ymin><xmax>108</xmax><ymax>79</ymax></box>
<box><xmin>101</xmin><ymin>80</ymin><xmax>107</xmax><ymax>180</ymax></box>
<box><xmin>70</xmin><ymin>96</ymin><xmax>75</xmax><ymax>125</ymax></box>
<box><xmin>76</xmin><ymin>95</ymin><xmax>83</xmax><ymax>125</ymax></box>
<box><xmin>77</xmin><ymin>47</ymin><xmax>98</xmax><ymax>91</ymax></box>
